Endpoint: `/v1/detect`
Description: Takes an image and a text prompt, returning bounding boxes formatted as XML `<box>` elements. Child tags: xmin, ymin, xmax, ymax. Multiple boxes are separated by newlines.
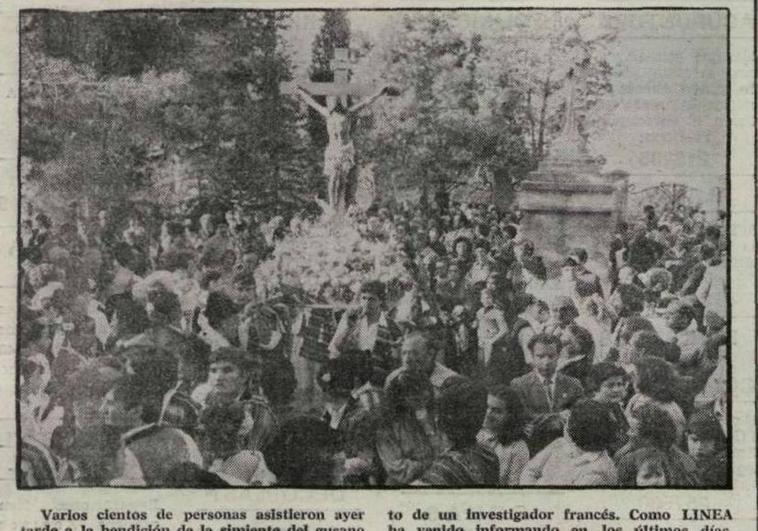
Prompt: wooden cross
<box><xmin>330</xmin><ymin>47</ymin><xmax>350</xmax><ymax>84</ymax></box>
<box><xmin>280</xmin><ymin>47</ymin><xmax>377</xmax><ymax>98</ymax></box>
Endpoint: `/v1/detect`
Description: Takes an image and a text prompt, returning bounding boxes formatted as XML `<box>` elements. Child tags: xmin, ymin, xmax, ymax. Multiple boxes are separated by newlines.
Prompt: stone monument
<box><xmin>515</xmin><ymin>68</ymin><xmax>629</xmax><ymax>265</ymax></box>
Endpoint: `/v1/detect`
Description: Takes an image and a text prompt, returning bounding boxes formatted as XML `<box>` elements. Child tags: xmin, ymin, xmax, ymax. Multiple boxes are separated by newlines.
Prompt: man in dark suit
<box><xmin>510</xmin><ymin>333</ymin><xmax>584</xmax><ymax>451</ymax></box>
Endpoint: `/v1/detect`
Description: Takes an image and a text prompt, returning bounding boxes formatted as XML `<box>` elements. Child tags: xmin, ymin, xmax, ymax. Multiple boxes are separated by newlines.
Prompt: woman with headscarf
<box><xmin>201</xmin><ymin>346</ymin><xmax>277</xmax><ymax>453</ymax></box>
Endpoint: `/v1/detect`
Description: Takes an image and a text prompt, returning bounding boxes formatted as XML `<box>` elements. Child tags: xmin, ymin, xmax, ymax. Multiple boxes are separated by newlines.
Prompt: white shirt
<box><xmin>329</xmin><ymin>311</ymin><xmax>388</xmax><ymax>356</ymax></box>
<box><xmin>324</xmin><ymin>401</ymin><xmax>350</xmax><ymax>430</ymax></box>
<box><xmin>534</xmin><ymin>371</ymin><xmax>557</xmax><ymax>407</ymax></box>
<box><xmin>109</xmin><ymin>448</ymin><xmax>146</xmax><ymax>486</ymax></box>
<box><xmin>696</xmin><ymin>262</ymin><xmax>727</xmax><ymax>321</ymax></box>
<box><xmin>675</xmin><ymin>321</ymin><xmax>706</xmax><ymax>365</ymax></box>
<box><xmin>357</xmin><ymin>315</ymin><xmax>382</xmax><ymax>352</ymax></box>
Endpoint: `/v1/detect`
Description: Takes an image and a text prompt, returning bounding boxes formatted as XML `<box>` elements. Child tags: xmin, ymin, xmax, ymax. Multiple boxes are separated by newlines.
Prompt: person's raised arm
<box><xmin>296</xmin><ymin>86</ymin><xmax>329</xmax><ymax>117</ymax></box>
<box><xmin>348</xmin><ymin>85</ymin><xmax>397</xmax><ymax>114</ymax></box>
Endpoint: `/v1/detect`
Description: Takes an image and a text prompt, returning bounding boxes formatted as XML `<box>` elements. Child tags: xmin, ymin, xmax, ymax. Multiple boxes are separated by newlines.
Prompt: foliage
<box><xmin>475</xmin><ymin>11</ymin><xmax>618</xmax><ymax>159</ymax></box>
<box><xmin>352</xmin><ymin>13</ymin><xmax>534</xmax><ymax>205</ymax></box>
<box><xmin>167</xmin><ymin>12</ymin><xmax>321</xmax><ymax>219</ymax></box>
<box><xmin>20</xmin><ymin>39</ymin><xmax>189</xmax><ymax>208</ymax></box>
<box><xmin>21</xmin><ymin>11</ymin><xmax>322</xmax><ymax>221</ymax></box>
<box><xmin>20</xmin><ymin>11</ymin><xmax>619</xmax><ymax>218</ymax></box>
<box><xmin>29</xmin><ymin>11</ymin><xmax>195</xmax><ymax>77</ymax></box>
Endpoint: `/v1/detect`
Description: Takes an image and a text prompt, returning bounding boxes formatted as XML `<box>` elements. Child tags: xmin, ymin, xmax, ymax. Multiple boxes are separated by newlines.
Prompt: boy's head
<box><xmin>629</xmin><ymin>403</ymin><xmax>677</xmax><ymax>450</ymax></box>
<box><xmin>634</xmin><ymin>448</ymin><xmax>668</xmax><ymax>486</ymax></box>
<box><xmin>528</xmin><ymin>334</ymin><xmax>562</xmax><ymax>378</ymax></box>
<box><xmin>686</xmin><ymin>409</ymin><xmax>725</xmax><ymax>460</ymax></box>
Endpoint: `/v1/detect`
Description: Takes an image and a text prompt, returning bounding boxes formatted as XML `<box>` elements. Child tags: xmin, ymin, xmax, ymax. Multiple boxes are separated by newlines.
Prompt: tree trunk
<box><xmin>527</xmin><ymin>88</ymin><xmax>536</xmax><ymax>156</ymax></box>
<box><xmin>536</xmin><ymin>76</ymin><xmax>551</xmax><ymax>160</ymax></box>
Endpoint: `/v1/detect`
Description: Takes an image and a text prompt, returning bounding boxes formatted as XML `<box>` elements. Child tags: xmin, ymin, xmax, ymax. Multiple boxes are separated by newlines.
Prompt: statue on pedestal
<box><xmin>294</xmin><ymin>85</ymin><xmax>393</xmax><ymax>213</ymax></box>
<box><xmin>279</xmin><ymin>48</ymin><xmax>399</xmax><ymax>214</ymax></box>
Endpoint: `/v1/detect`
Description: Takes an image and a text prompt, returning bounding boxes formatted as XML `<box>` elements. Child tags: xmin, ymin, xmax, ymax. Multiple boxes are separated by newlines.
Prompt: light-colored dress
<box><xmin>519</xmin><ymin>436</ymin><xmax>618</xmax><ymax>486</ymax></box>
<box><xmin>477</xmin><ymin>429</ymin><xmax>530</xmax><ymax>485</ymax></box>
<box><xmin>209</xmin><ymin>450</ymin><xmax>276</xmax><ymax>486</ymax></box>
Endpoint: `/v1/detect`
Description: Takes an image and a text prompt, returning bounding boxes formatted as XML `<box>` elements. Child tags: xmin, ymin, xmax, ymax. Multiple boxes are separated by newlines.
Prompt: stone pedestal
<box><xmin>516</xmin><ymin>176</ymin><xmax>627</xmax><ymax>264</ymax></box>
<box><xmin>514</xmin><ymin>68</ymin><xmax>629</xmax><ymax>266</ymax></box>
<box><xmin>516</xmin><ymin>145</ymin><xmax>628</xmax><ymax>265</ymax></box>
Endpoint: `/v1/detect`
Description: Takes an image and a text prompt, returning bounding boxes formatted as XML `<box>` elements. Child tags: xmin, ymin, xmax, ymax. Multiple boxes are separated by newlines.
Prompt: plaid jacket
<box><xmin>329</xmin><ymin>311</ymin><xmax>403</xmax><ymax>377</ymax></box>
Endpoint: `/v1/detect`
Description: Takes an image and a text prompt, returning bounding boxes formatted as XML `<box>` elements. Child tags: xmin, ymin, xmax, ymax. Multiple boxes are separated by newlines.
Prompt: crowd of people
<box><xmin>18</xmin><ymin>196</ymin><xmax>729</xmax><ymax>487</ymax></box>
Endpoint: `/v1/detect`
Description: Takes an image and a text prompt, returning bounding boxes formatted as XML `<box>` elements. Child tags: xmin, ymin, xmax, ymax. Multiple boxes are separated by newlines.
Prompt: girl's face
<box><xmin>595</xmin><ymin>376</ymin><xmax>628</xmax><ymax>404</ymax></box>
<box><xmin>636</xmin><ymin>458</ymin><xmax>667</xmax><ymax>486</ymax></box>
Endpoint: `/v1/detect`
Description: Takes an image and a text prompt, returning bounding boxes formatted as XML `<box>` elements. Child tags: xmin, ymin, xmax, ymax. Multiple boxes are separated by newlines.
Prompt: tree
<box><xmin>165</xmin><ymin>11</ymin><xmax>322</xmax><ymax>219</ymax></box>
<box><xmin>31</xmin><ymin>11</ymin><xmax>194</xmax><ymax>77</ymax></box>
<box><xmin>477</xmin><ymin>11</ymin><xmax>618</xmax><ymax>160</ymax></box>
<box><xmin>352</xmin><ymin>13</ymin><xmax>533</xmax><ymax>205</ymax></box>
<box><xmin>21</xmin><ymin>11</ymin><xmax>322</xmax><ymax>222</ymax></box>
<box><xmin>20</xmin><ymin>21</ymin><xmax>190</xmax><ymax>211</ymax></box>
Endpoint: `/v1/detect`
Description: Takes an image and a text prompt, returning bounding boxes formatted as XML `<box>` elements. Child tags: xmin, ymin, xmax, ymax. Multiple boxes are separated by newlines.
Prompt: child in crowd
<box><xmin>616</xmin><ymin>404</ymin><xmax>699</xmax><ymax>486</ymax></box>
<box><xmin>586</xmin><ymin>362</ymin><xmax>630</xmax><ymax>454</ymax></box>
<box><xmin>626</xmin><ymin>356</ymin><xmax>686</xmax><ymax>444</ymax></box>
<box><xmin>519</xmin><ymin>399</ymin><xmax>619</xmax><ymax>486</ymax></box>
<box><xmin>686</xmin><ymin>409</ymin><xmax>727</xmax><ymax>486</ymax></box>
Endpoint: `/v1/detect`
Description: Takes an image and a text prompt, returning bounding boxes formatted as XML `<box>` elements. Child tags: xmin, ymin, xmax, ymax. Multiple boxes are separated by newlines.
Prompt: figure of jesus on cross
<box><xmin>281</xmin><ymin>48</ymin><xmax>399</xmax><ymax>214</ymax></box>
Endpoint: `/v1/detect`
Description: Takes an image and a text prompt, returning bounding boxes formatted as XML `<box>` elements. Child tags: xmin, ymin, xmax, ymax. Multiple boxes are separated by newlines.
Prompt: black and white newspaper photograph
<box><xmin>1</xmin><ymin>0</ymin><xmax>755</xmax><ymax>530</ymax></box>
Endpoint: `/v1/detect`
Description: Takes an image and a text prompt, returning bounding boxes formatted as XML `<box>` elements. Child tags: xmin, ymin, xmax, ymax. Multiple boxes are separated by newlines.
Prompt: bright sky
<box><xmin>286</xmin><ymin>10</ymin><xmax>727</xmax><ymax>204</ymax></box>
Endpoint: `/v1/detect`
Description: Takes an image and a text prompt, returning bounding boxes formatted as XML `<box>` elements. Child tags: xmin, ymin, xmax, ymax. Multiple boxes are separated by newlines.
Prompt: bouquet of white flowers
<box><xmin>255</xmin><ymin>215</ymin><xmax>410</xmax><ymax>305</ymax></box>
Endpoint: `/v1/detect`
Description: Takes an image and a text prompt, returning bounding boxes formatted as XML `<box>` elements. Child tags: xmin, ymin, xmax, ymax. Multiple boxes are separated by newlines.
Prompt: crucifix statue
<box><xmin>280</xmin><ymin>48</ymin><xmax>399</xmax><ymax>214</ymax></box>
